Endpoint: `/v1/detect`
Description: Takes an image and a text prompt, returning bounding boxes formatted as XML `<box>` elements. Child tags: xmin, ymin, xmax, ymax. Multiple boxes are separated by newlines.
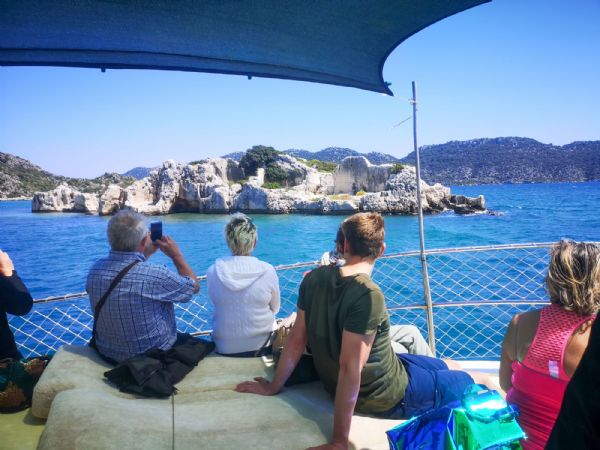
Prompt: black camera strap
<box><xmin>89</xmin><ymin>260</ymin><xmax>140</xmax><ymax>350</ymax></box>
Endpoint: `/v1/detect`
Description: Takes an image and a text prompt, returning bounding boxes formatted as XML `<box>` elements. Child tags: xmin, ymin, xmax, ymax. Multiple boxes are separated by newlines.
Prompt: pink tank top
<box><xmin>506</xmin><ymin>304</ymin><xmax>595</xmax><ymax>450</ymax></box>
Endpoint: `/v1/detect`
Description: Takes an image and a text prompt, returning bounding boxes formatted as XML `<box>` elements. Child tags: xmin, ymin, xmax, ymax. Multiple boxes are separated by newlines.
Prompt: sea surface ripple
<box><xmin>1</xmin><ymin>182</ymin><xmax>598</xmax><ymax>299</ymax></box>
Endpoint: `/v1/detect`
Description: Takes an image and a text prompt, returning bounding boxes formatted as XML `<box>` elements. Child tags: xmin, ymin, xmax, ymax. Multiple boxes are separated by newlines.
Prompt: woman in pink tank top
<box><xmin>499</xmin><ymin>240</ymin><xmax>599</xmax><ymax>450</ymax></box>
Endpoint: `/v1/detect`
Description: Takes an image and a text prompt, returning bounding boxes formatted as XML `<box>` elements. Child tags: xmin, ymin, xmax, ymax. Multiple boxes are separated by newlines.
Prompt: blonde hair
<box><xmin>546</xmin><ymin>240</ymin><xmax>600</xmax><ymax>316</ymax></box>
<box><xmin>225</xmin><ymin>213</ymin><xmax>257</xmax><ymax>256</ymax></box>
<box><xmin>341</xmin><ymin>212</ymin><xmax>384</xmax><ymax>259</ymax></box>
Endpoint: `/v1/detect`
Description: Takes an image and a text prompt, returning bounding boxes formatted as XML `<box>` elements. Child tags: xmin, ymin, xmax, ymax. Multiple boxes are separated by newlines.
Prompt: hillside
<box><xmin>224</xmin><ymin>147</ymin><xmax>401</xmax><ymax>165</ymax></box>
<box><xmin>285</xmin><ymin>147</ymin><xmax>400</xmax><ymax>164</ymax></box>
<box><xmin>220</xmin><ymin>151</ymin><xmax>246</xmax><ymax>161</ymax></box>
<box><xmin>0</xmin><ymin>152</ymin><xmax>136</xmax><ymax>199</ymax></box>
<box><xmin>4</xmin><ymin>137</ymin><xmax>599</xmax><ymax>198</ymax></box>
<box><xmin>122</xmin><ymin>166</ymin><xmax>156</xmax><ymax>180</ymax></box>
<box><xmin>400</xmin><ymin>138</ymin><xmax>600</xmax><ymax>185</ymax></box>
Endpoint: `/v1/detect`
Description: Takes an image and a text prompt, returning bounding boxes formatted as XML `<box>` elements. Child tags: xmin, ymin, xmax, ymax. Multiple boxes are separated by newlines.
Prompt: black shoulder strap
<box><xmin>90</xmin><ymin>260</ymin><xmax>140</xmax><ymax>349</ymax></box>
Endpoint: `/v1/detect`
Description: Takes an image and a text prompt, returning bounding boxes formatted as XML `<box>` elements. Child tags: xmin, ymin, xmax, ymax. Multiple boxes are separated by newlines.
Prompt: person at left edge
<box><xmin>87</xmin><ymin>210</ymin><xmax>199</xmax><ymax>364</ymax></box>
<box><xmin>0</xmin><ymin>250</ymin><xmax>33</xmax><ymax>360</ymax></box>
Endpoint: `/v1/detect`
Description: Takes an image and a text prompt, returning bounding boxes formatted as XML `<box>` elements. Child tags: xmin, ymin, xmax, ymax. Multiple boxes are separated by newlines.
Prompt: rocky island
<box><xmin>31</xmin><ymin>147</ymin><xmax>484</xmax><ymax>216</ymax></box>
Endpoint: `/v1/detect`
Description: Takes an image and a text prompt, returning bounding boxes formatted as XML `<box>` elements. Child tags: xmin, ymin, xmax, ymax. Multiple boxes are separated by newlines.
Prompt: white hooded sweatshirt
<box><xmin>207</xmin><ymin>256</ymin><xmax>280</xmax><ymax>354</ymax></box>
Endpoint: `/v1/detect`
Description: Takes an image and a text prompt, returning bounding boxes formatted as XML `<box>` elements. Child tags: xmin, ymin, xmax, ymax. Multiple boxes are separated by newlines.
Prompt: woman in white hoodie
<box><xmin>207</xmin><ymin>213</ymin><xmax>280</xmax><ymax>356</ymax></box>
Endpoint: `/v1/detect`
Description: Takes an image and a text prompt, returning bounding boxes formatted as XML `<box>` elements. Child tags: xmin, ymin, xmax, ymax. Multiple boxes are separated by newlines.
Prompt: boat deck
<box><xmin>1</xmin><ymin>408</ymin><xmax>45</xmax><ymax>450</ymax></box>
<box><xmin>1</xmin><ymin>346</ymin><xmax>500</xmax><ymax>450</ymax></box>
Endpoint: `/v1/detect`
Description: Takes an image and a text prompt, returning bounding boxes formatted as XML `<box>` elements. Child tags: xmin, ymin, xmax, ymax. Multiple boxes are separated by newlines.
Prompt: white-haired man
<box><xmin>87</xmin><ymin>210</ymin><xmax>199</xmax><ymax>364</ymax></box>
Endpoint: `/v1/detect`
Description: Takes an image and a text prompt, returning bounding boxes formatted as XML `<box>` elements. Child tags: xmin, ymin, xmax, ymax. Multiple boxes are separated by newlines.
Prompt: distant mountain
<box><xmin>122</xmin><ymin>166</ymin><xmax>155</xmax><ymax>180</ymax></box>
<box><xmin>284</xmin><ymin>147</ymin><xmax>401</xmax><ymax>165</ymax></box>
<box><xmin>283</xmin><ymin>147</ymin><xmax>357</xmax><ymax>162</ymax></box>
<box><xmin>224</xmin><ymin>147</ymin><xmax>401</xmax><ymax>164</ymax></box>
<box><xmin>400</xmin><ymin>137</ymin><xmax>600</xmax><ymax>185</ymax></box>
<box><xmin>0</xmin><ymin>152</ymin><xmax>136</xmax><ymax>199</ymax></box>
<box><xmin>221</xmin><ymin>151</ymin><xmax>246</xmax><ymax>161</ymax></box>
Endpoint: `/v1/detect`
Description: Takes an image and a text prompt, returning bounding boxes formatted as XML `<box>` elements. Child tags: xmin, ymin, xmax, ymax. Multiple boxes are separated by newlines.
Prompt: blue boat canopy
<box><xmin>0</xmin><ymin>0</ymin><xmax>488</xmax><ymax>95</ymax></box>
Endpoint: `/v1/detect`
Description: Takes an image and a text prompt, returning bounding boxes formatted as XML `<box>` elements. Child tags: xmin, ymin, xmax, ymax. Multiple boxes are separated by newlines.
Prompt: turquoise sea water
<box><xmin>1</xmin><ymin>181</ymin><xmax>599</xmax><ymax>299</ymax></box>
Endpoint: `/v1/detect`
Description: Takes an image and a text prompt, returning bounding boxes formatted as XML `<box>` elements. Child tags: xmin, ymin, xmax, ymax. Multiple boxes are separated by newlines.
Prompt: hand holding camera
<box><xmin>155</xmin><ymin>236</ymin><xmax>184</xmax><ymax>261</ymax></box>
<box><xmin>150</xmin><ymin>221</ymin><xmax>162</xmax><ymax>242</ymax></box>
<box><xmin>145</xmin><ymin>221</ymin><xmax>198</xmax><ymax>292</ymax></box>
<box><xmin>141</xmin><ymin>221</ymin><xmax>163</xmax><ymax>259</ymax></box>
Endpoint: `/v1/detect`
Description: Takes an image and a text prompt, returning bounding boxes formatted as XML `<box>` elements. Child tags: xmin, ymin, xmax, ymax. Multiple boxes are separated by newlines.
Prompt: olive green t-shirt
<box><xmin>297</xmin><ymin>265</ymin><xmax>408</xmax><ymax>414</ymax></box>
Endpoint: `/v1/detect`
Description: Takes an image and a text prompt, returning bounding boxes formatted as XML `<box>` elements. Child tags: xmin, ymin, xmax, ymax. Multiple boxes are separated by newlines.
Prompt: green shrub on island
<box><xmin>265</xmin><ymin>165</ymin><xmax>287</xmax><ymax>184</ymax></box>
<box><xmin>239</xmin><ymin>145</ymin><xmax>280</xmax><ymax>177</ymax></box>
<box><xmin>306</xmin><ymin>159</ymin><xmax>337</xmax><ymax>173</ymax></box>
<box><xmin>239</xmin><ymin>145</ymin><xmax>306</xmax><ymax>188</ymax></box>
<box><xmin>262</xmin><ymin>181</ymin><xmax>281</xmax><ymax>189</ymax></box>
<box><xmin>391</xmin><ymin>163</ymin><xmax>405</xmax><ymax>174</ymax></box>
<box><xmin>355</xmin><ymin>190</ymin><xmax>366</xmax><ymax>196</ymax></box>
<box><xmin>240</xmin><ymin>145</ymin><xmax>299</xmax><ymax>187</ymax></box>
<box><xmin>189</xmin><ymin>159</ymin><xmax>207</xmax><ymax>165</ymax></box>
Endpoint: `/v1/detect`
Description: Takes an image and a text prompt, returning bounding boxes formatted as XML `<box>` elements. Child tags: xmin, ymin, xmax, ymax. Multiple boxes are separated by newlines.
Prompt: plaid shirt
<box><xmin>86</xmin><ymin>251</ymin><xmax>195</xmax><ymax>362</ymax></box>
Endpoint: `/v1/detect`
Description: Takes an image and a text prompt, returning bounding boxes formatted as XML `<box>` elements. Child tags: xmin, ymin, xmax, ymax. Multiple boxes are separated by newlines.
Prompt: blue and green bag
<box><xmin>386</xmin><ymin>403</ymin><xmax>457</xmax><ymax>450</ymax></box>
<box><xmin>453</xmin><ymin>385</ymin><xmax>525</xmax><ymax>450</ymax></box>
<box><xmin>386</xmin><ymin>385</ymin><xmax>526</xmax><ymax>450</ymax></box>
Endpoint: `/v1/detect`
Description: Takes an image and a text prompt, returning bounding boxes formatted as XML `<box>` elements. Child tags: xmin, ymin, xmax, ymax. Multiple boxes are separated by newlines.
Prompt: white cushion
<box><xmin>34</xmin><ymin>345</ymin><xmax>402</xmax><ymax>449</ymax></box>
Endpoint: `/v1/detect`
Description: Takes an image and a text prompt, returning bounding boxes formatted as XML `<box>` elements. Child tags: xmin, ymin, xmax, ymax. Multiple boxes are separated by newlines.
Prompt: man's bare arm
<box><xmin>310</xmin><ymin>330</ymin><xmax>374</xmax><ymax>450</ymax></box>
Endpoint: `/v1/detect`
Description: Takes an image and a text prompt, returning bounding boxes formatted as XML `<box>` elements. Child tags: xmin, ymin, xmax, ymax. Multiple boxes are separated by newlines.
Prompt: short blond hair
<box><xmin>225</xmin><ymin>213</ymin><xmax>257</xmax><ymax>256</ymax></box>
<box><xmin>341</xmin><ymin>212</ymin><xmax>384</xmax><ymax>259</ymax></box>
<box><xmin>546</xmin><ymin>240</ymin><xmax>600</xmax><ymax>316</ymax></box>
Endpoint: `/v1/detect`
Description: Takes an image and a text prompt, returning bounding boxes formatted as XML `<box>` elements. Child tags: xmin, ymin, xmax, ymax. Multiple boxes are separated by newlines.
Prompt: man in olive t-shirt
<box><xmin>297</xmin><ymin>264</ymin><xmax>407</xmax><ymax>415</ymax></box>
<box><xmin>237</xmin><ymin>212</ymin><xmax>400</xmax><ymax>450</ymax></box>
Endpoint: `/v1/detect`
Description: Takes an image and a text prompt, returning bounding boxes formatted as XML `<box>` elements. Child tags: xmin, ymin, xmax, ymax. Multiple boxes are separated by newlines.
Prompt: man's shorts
<box><xmin>384</xmin><ymin>353</ymin><xmax>474</xmax><ymax>419</ymax></box>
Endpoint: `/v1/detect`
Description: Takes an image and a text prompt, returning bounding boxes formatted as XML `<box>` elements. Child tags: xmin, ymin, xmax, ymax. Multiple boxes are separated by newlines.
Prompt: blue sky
<box><xmin>1</xmin><ymin>0</ymin><xmax>599</xmax><ymax>178</ymax></box>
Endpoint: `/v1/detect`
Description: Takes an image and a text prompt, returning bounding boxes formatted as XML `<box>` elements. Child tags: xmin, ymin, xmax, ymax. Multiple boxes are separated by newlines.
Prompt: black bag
<box><xmin>273</xmin><ymin>348</ymin><xmax>319</xmax><ymax>387</ymax></box>
<box><xmin>104</xmin><ymin>335</ymin><xmax>214</xmax><ymax>398</ymax></box>
<box><xmin>271</xmin><ymin>313</ymin><xmax>319</xmax><ymax>386</ymax></box>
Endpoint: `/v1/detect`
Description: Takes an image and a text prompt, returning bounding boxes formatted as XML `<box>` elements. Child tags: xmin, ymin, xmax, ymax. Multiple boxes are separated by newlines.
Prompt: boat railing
<box><xmin>11</xmin><ymin>242</ymin><xmax>558</xmax><ymax>360</ymax></box>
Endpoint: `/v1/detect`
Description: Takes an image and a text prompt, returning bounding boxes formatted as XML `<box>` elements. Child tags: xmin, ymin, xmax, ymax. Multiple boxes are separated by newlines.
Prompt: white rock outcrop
<box><xmin>333</xmin><ymin>157</ymin><xmax>392</xmax><ymax>194</ymax></box>
<box><xmin>31</xmin><ymin>183</ymin><xmax>76</xmax><ymax>212</ymax></box>
<box><xmin>31</xmin><ymin>183</ymin><xmax>99</xmax><ymax>214</ymax></box>
<box><xmin>32</xmin><ymin>155</ymin><xmax>485</xmax><ymax>216</ymax></box>
<box><xmin>73</xmin><ymin>193</ymin><xmax>99</xmax><ymax>214</ymax></box>
<box><xmin>99</xmin><ymin>184</ymin><xmax>124</xmax><ymax>215</ymax></box>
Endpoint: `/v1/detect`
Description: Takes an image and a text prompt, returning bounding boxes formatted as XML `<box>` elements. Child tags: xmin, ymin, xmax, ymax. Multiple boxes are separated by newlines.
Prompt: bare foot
<box><xmin>444</xmin><ymin>359</ymin><xmax>463</xmax><ymax>370</ymax></box>
<box><xmin>468</xmin><ymin>371</ymin><xmax>506</xmax><ymax>398</ymax></box>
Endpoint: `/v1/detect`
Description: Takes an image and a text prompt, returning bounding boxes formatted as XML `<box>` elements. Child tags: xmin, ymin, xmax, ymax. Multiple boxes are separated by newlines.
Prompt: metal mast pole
<box><xmin>411</xmin><ymin>81</ymin><xmax>436</xmax><ymax>355</ymax></box>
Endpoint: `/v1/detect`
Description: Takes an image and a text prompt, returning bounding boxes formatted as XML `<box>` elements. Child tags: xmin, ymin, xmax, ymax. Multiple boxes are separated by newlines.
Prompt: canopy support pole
<box><xmin>411</xmin><ymin>81</ymin><xmax>436</xmax><ymax>356</ymax></box>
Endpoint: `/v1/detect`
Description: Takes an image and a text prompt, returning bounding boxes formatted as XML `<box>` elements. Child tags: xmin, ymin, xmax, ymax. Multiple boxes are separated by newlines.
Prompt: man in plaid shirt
<box><xmin>87</xmin><ymin>210</ymin><xmax>199</xmax><ymax>363</ymax></box>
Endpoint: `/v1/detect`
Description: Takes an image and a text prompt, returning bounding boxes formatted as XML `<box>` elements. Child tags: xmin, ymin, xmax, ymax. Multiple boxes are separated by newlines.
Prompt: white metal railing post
<box><xmin>411</xmin><ymin>81</ymin><xmax>436</xmax><ymax>355</ymax></box>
